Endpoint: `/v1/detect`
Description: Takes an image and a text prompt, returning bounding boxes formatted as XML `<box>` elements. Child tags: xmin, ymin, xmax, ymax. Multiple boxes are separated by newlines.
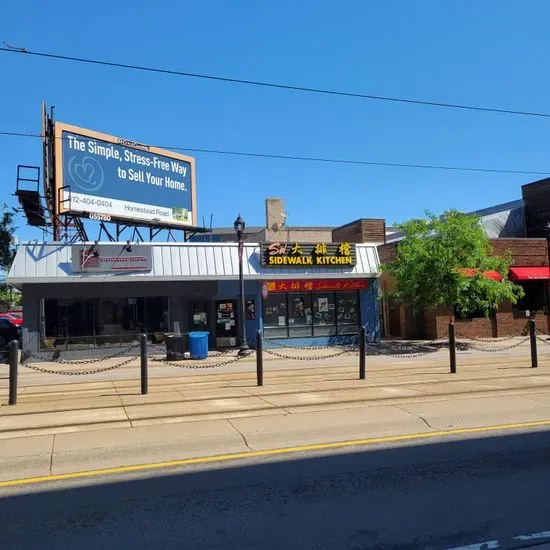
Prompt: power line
<box><xmin>2</xmin><ymin>46</ymin><xmax>550</xmax><ymax>119</ymax></box>
<box><xmin>1</xmin><ymin>129</ymin><xmax>548</xmax><ymax>176</ymax></box>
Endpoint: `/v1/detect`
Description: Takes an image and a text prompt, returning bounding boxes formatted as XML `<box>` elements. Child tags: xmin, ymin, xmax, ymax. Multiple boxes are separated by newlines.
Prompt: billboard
<box><xmin>54</xmin><ymin>122</ymin><xmax>197</xmax><ymax>228</ymax></box>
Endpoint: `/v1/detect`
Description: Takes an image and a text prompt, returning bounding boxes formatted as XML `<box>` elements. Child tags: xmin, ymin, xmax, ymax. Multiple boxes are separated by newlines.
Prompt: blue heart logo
<box><xmin>67</xmin><ymin>156</ymin><xmax>104</xmax><ymax>192</ymax></box>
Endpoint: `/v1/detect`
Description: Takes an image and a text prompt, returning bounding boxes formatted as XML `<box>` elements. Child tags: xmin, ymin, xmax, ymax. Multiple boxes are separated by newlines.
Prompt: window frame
<box><xmin>263</xmin><ymin>290</ymin><xmax>360</xmax><ymax>339</ymax></box>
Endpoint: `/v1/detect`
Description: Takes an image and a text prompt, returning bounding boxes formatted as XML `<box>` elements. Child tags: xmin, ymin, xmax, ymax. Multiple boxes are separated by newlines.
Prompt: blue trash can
<box><xmin>188</xmin><ymin>331</ymin><xmax>209</xmax><ymax>359</ymax></box>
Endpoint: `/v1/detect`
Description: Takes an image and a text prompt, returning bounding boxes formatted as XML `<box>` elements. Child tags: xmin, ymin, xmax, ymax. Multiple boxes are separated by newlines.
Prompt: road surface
<box><xmin>1</xmin><ymin>427</ymin><xmax>550</xmax><ymax>549</ymax></box>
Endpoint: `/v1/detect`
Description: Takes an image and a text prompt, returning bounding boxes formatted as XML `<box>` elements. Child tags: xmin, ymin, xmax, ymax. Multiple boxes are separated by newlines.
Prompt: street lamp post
<box><xmin>234</xmin><ymin>215</ymin><xmax>249</xmax><ymax>356</ymax></box>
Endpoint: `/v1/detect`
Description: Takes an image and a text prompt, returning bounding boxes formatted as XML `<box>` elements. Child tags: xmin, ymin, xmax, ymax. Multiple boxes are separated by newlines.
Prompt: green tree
<box><xmin>0</xmin><ymin>207</ymin><xmax>18</xmax><ymax>308</ymax></box>
<box><xmin>383</xmin><ymin>210</ymin><xmax>524</xmax><ymax>317</ymax></box>
<box><xmin>0</xmin><ymin>207</ymin><xmax>16</xmax><ymax>272</ymax></box>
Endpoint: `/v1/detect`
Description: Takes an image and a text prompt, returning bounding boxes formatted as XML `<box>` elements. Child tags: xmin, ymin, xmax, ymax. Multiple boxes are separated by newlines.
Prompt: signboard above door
<box><xmin>71</xmin><ymin>243</ymin><xmax>152</xmax><ymax>273</ymax></box>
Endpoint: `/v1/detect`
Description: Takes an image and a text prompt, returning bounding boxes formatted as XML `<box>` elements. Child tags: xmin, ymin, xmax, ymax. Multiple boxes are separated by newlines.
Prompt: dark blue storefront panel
<box><xmin>361</xmin><ymin>278</ymin><xmax>381</xmax><ymax>342</ymax></box>
<box><xmin>217</xmin><ymin>280</ymin><xmax>261</xmax><ymax>346</ymax></box>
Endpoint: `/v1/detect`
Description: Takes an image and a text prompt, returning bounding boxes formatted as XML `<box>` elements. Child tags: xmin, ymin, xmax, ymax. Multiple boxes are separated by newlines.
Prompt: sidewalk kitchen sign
<box><xmin>260</xmin><ymin>242</ymin><xmax>357</xmax><ymax>267</ymax></box>
<box><xmin>71</xmin><ymin>244</ymin><xmax>152</xmax><ymax>273</ymax></box>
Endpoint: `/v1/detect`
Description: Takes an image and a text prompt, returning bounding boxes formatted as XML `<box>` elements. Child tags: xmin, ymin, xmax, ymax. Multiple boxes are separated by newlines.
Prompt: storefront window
<box><xmin>288</xmin><ymin>292</ymin><xmax>313</xmax><ymax>337</ymax></box>
<box><xmin>42</xmin><ymin>296</ymin><xmax>168</xmax><ymax>349</ymax></box>
<box><xmin>312</xmin><ymin>292</ymin><xmax>336</xmax><ymax>336</ymax></box>
<box><xmin>336</xmin><ymin>292</ymin><xmax>359</xmax><ymax>334</ymax></box>
<box><xmin>146</xmin><ymin>297</ymin><xmax>169</xmax><ymax>333</ymax></box>
<box><xmin>514</xmin><ymin>281</ymin><xmax>547</xmax><ymax>316</ymax></box>
<box><xmin>263</xmin><ymin>290</ymin><xmax>360</xmax><ymax>339</ymax></box>
<box><xmin>263</xmin><ymin>293</ymin><xmax>288</xmax><ymax>339</ymax></box>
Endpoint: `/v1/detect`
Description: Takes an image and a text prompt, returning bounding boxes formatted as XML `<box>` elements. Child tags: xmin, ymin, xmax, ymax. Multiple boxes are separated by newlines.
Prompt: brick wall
<box><xmin>378</xmin><ymin>242</ymin><xmax>398</xmax><ymax>263</ymax></box>
<box><xmin>333</xmin><ymin>219</ymin><xmax>386</xmax><ymax>244</ymax></box>
<box><xmin>490</xmin><ymin>238</ymin><xmax>548</xmax><ymax>266</ymax></box>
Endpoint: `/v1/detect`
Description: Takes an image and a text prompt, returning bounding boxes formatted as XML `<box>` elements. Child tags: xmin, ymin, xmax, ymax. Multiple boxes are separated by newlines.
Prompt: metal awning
<box><xmin>508</xmin><ymin>267</ymin><xmax>550</xmax><ymax>281</ymax></box>
<box><xmin>459</xmin><ymin>268</ymin><xmax>502</xmax><ymax>281</ymax></box>
<box><xmin>7</xmin><ymin>241</ymin><xmax>381</xmax><ymax>287</ymax></box>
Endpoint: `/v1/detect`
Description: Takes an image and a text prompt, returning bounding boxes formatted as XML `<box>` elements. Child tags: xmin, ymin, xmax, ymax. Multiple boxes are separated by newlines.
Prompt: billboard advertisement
<box><xmin>54</xmin><ymin>122</ymin><xmax>196</xmax><ymax>228</ymax></box>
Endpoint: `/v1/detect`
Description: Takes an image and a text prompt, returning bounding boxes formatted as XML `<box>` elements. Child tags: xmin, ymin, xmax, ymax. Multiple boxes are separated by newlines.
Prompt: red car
<box><xmin>0</xmin><ymin>313</ymin><xmax>23</xmax><ymax>326</ymax></box>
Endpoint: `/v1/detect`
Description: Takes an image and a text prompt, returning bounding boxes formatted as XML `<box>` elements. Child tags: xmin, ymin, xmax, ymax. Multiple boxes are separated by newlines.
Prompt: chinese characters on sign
<box><xmin>260</xmin><ymin>242</ymin><xmax>357</xmax><ymax>267</ymax></box>
<box><xmin>266</xmin><ymin>279</ymin><xmax>368</xmax><ymax>292</ymax></box>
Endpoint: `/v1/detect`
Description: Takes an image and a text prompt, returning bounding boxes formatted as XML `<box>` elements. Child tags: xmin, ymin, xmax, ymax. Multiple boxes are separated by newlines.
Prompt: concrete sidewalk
<box><xmin>1</xmin><ymin>353</ymin><xmax>550</xmax><ymax>482</ymax></box>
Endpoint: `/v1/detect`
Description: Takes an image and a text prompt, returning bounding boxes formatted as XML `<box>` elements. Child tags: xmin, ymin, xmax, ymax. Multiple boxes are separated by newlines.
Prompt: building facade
<box><xmin>8</xmin><ymin>241</ymin><xmax>380</xmax><ymax>357</ymax></box>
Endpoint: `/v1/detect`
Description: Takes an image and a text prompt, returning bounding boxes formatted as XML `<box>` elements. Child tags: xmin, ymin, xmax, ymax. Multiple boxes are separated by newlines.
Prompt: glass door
<box><xmin>190</xmin><ymin>301</ymin><xmax>209</xmax><ymax>331</ymax></box>
<box><xmin>215</xmin><ymin>300</ymin><xmax>237</xmax><ymax>347</ymax></box>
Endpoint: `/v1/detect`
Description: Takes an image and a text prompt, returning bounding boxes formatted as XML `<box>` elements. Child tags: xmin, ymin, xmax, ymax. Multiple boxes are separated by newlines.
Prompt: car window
<box><xmin>0</xmin><ymin>319</ymin><xmax>12</xmax><ymax>328</ymax></box>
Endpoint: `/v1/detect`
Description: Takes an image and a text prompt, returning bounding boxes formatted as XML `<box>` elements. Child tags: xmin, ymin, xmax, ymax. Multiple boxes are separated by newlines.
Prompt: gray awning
<box><xmin>7</xmin><ymin>241</ymin><xmax>380</xmax><ymax>287</ymax></box>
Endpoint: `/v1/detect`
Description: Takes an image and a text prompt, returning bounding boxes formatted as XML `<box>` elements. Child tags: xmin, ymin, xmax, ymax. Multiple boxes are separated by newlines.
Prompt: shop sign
<box><xmin>260</xmin><ymin>242</ymin><xmax>356</xmax><ymax>267</ymax></box>
<box><xmin>266</xmin><ymin>279</ymin><xmax>368</xmax><ymax>292</ymax></box>
<box><xmin>71</xmin><ymin>244</ymin><xmax>152</xmax><ymax>273</ymax></box>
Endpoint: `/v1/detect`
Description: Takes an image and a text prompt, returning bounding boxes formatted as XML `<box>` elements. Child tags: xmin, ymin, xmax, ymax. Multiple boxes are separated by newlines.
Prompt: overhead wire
<box><xmin>2</xmin><ymin>46</ymin><xmax>550</xmax><ymax>119</ymax></box>
<box><xmin>0</xmin><ymin>130</ymin><xmax>548</xmax><ymax>176</ymax></box>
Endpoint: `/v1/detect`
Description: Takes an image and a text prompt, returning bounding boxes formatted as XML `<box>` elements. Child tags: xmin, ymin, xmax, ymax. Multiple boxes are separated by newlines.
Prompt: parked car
<box><xmin>0</xmin><ymin>317</ymin><xmax>21</xmax><ymax>349</ymax></box>
<box><xmin>0</xmin><ymin>312</ymin><xmax>23</xmax><ymax>326</ymax></box>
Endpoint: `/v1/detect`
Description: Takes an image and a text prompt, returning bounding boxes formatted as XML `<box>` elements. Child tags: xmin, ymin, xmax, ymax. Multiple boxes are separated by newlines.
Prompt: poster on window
<box><xmin>318</xmin><ymin>297</ymin><xmax>329</xmax><ymax>313</ymax></box>
<box><xmin>246</xmin><ymin>299</ymin><xmax>256</xmax><ymax>320</ymax></box>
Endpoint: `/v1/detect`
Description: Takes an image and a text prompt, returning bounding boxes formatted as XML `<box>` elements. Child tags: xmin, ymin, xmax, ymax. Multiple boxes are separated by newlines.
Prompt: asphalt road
<box><xmin>1</xmin><ymin>428</ymin><xmax>550</xmax><ymax>550</ymax></box>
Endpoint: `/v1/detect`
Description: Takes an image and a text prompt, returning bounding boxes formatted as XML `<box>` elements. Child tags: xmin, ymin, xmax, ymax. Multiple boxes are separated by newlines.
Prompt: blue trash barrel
<box><xmin>188</xmin><ymin>331</ymin><xmax>209</xmax><ymax>359</ymax></box>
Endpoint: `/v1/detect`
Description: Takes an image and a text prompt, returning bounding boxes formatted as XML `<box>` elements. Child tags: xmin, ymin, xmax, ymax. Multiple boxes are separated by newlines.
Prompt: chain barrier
<box><xmin>263</xmin><ymin>346</ymin><xmax>355</xmax><ymax>361</ymax></box>
<box><xmin>155</xmin><ymin>352</ymin><xmax>250</xmax><ymax>369</ymax></box>
<box><xmin>366</xmin><ymin>341</ymin><xmax>446</xmax><ymax>359</ymax></box>
<box><xmin>23</xmin><ymin>355</ymin><xmax>139</xmax><ymax>376</ymax></box>
<box><xmin>536</xmin><ymin>335</ymin><xmax>550</xmax><ymax>346</ymax></box>
<box><xmin>266</xmin><ymin>335</ymin><xmax>359</xmax><ymax>352</ymax></box>
<box><xmin>23</xmin><ymin>345</ymin><xmax>139</xmax><ymax>365</ymax></box>
<box><xmin>454</xmin><ymin>331</ymin><xmax>526</xmax><ymax>343</ymax></box>
<box><xmin>457</xmin><ymin>336</ymin><xmax>530</xmax><ymax>353</ymax></box>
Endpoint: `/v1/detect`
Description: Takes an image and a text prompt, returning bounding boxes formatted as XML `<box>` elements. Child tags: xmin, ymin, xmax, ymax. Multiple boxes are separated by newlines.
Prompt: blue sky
<box><xmin>2</xmin><ymin>0</ymin><xmax>550</xmax><ymax>241</ymax></box>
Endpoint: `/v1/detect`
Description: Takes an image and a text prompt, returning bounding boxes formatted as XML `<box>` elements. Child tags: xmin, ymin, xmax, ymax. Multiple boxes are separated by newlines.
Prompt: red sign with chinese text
<box><xmin>266</xmin><ymin>279</ymin><xmax>368</xmax><ymax>292</ymax></box>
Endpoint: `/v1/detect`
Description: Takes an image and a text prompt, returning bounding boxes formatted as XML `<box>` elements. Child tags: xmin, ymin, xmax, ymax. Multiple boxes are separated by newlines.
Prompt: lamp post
<box><xmin>234</xmin><ymin>215</ymin><xmax>249</xmax><ymax>356</ymax></box>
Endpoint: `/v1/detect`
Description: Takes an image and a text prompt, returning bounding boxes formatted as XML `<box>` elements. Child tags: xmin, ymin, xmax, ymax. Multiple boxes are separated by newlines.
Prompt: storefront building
<box><xmin>8</xmin><ymin>241</ymin><xmax>380</xmax><ymax>357</ymax></box>
<box><xmin>379</xmin><ymin>237</ymin><xmax>550</xmax><ymax>339</ymax></box>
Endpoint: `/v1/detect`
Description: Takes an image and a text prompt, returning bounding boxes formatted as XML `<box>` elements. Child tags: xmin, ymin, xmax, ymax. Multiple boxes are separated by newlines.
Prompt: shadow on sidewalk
<box><xmin>1</xmin><ymin>428</ymin><xmax>550</xmax><ymax>549</ymax></box>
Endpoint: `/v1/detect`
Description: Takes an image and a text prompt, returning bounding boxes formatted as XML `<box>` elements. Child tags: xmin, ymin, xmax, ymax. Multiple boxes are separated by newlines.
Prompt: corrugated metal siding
<box><xmin>7</xmin><ymin>241</ymin><xmax>380</xmax><ymax>285</ymax></box>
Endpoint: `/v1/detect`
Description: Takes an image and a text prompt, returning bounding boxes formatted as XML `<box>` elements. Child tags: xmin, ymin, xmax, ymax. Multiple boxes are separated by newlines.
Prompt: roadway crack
<box><xmin>417</xmin><ymin>415</ymin><xmax>436</xmax><ymax>430</ymax></box>
<box><xmin>49</xmin><ymin>434</ymin><xmax>56</xmax><ymax>474</ymax></box>
<box><xmin>393</xmin><ymin>404</ymin><xmax>438</xmax><ymax>430</ymax></box>
<box><xmin>226</xmin><ymin>419</ymin><xmax>253</xmax><ymax>451</ymax></box>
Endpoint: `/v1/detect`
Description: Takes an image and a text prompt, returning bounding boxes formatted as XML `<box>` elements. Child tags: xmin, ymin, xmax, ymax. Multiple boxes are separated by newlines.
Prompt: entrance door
<box><xmin>215</xmin><ymin>300</ymin><xmax>237</xmax><ymax>347</ymax></box>
<box><xmin>189</xmin><ymin>301</ymin><xmax>209</xmax><ymax>331</ymax></box>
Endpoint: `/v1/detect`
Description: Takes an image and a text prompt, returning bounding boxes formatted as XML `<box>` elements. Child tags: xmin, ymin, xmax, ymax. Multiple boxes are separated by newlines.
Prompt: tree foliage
<box><xmin>0</xmin><ymin>208</ymin><xmax>16</xmax><ymax>272</ymax></box>
<box><xmin>382</xmin><ymin>210</ymin><xmax>524</xmax><ymax>317</ymax></box>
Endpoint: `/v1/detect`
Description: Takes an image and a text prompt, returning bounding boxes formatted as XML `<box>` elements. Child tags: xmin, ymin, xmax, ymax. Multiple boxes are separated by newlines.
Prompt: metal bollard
<box><xmin>448</xmin><ymin>323</ymin><xmax>457</xmax><ymax>374</ymax></box>
<box><xmin>256</xmin><ymin>330</ymin><xmax>263</xmax><ymax>386</ymax></box>
<box><xmin>359</xmin><ymin>326</ymin><xmax>366</xmax><ymax>380</ymax></box>
<box><xmin>8</xmin><ymin>340</ymin><xmax>18</xmax><ymax>405</ymax></box>
<box><xmin>140</xmin><ymin>333</ymin><xmax>148</xmax><ymax>395</ymax></box>
<box><xmin>529</xmin><ymin>319</ymin><xmax>538</xmax><ymax>369</ymax></box>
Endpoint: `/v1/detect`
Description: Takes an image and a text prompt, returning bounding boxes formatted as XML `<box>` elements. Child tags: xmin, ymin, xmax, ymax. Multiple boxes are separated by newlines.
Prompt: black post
<box><xmin>529</xmin><ymin>318</ymin><xmax>538</xmax><ymax>369</ymax></box>
<box><xmin>359</xmin><ymin>326</ymin><xmax>366</xmax><ymax>380</ymax></box>
<box><xmin>256</xmin><ymin>330</ymin><xmax>263</xmax><ymax>386</ymax></box>
<box><xmin>234</xmin><ymin>215</ymin><xmax>249</xmax><ymax>356</ymax></box>
<box><xmin>448</xmin><ymin>322</ymin><xmax>457</xmax><ymax>374</ymax></box>
<box><xmin>140</xmin><ymin>333</ymin><xmax>148</xmax><ymax>395</ymax></box>
<box><xmin>8</xmin><ymin>340</ymin><xmax>18</xmax><ymax>405</ymax></box>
